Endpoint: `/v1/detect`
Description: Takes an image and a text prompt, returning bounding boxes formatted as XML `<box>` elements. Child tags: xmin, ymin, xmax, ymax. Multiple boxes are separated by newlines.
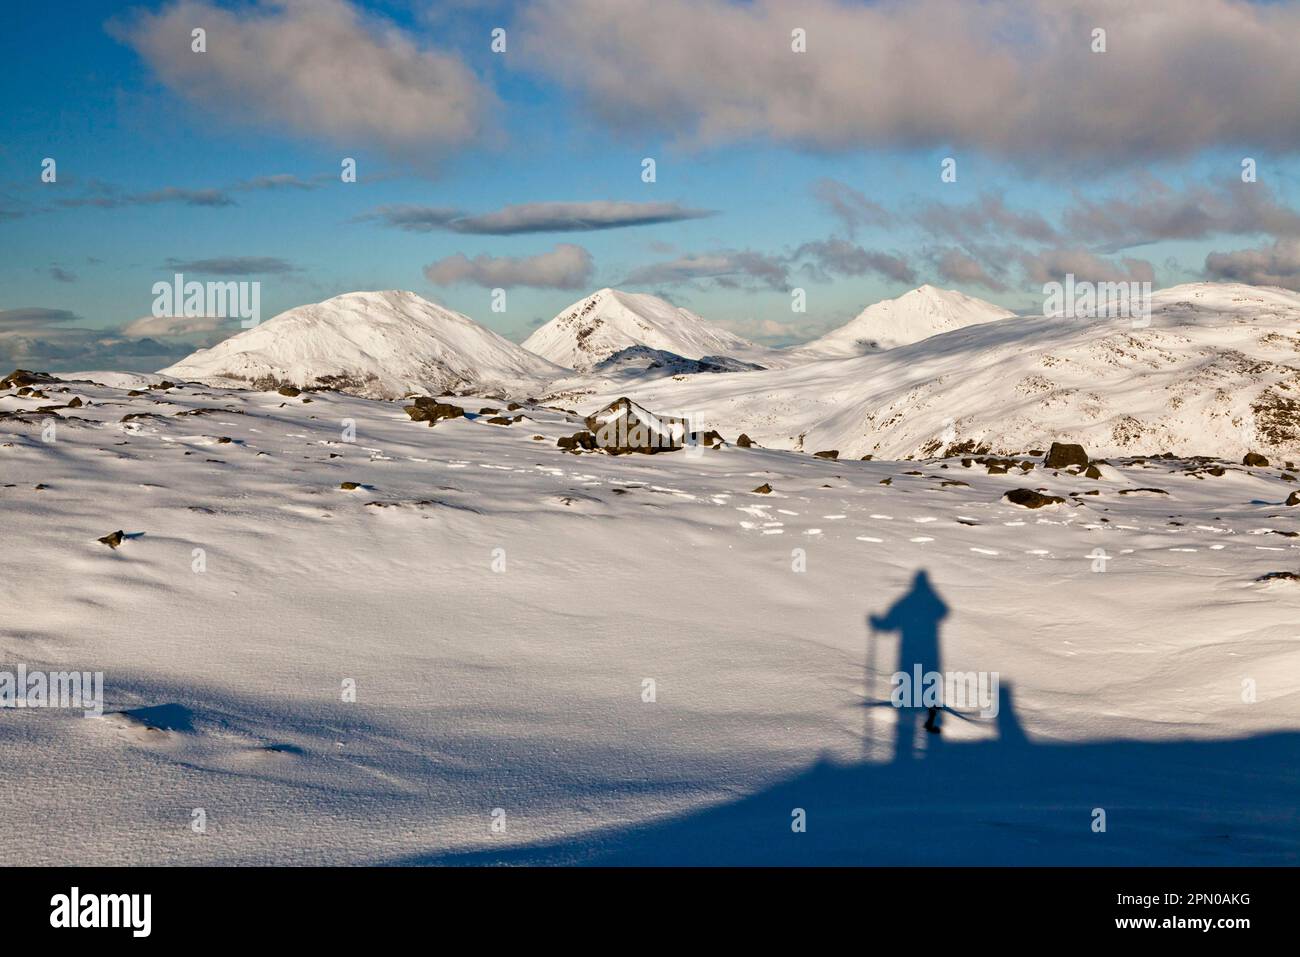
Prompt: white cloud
<box><xmin>363</xmin><ymin>200</ymin><xmax>711</xmax><ymax>234</ymax></box>
<box><xmin>1019</xmin><ymin>247</ymin><xmax>1155</xmax><ymax>285</ymax></box>
<box><xmin>423</xmin><ymin>243</ymin><xmax>594</xmax><ymax>289</ymax></box>
<box><xmin>116</xmin><ymin>0</ymin><xmax>494</xmax><ymax>157</ymax></box>
<box><xmin>1205</xmin><ymin>239</ymin><xmax>1300</xmax><ymax>291</ymax></box>
<box><xmin>121</xmin><ymin>314</ymin><xmax>232</xmax><ymax>338</ymax></box>
<box><xmin>519</xmin><ymin>0</ymin><xmax>1300</xmax><ymax>163</ymax></box>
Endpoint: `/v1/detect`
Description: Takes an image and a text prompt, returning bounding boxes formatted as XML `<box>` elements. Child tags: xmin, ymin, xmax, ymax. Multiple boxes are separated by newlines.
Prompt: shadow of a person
<box><xmin>868</xmin><ymin>570</ymin><xmax>949</xmax><ymax>762</ymax></box>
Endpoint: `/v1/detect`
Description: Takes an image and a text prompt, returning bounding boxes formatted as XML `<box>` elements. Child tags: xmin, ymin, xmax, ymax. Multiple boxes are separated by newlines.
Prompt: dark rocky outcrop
<box><xmin>1243</xmin><ymin>452</ymin><xmax>1270</xmax><ymax>467</ymax></box>
<box><xmin>584</xmin><ymin>397</ymin><xmax>688</xmax><ymax>454</ymax></box>
<box><xmin>557</xmin><ymin>431</ymin><xmax>597</xmax><ymax>452</ymax></box>
<box><xmin>813</xmin><ymin>450</ymin><xmax>839</xmax><ymax>460</ymax></box>
<box><xmin>1</xmin><ymin>369</ymin><xmax>59</xmax><ymax>390</ymax></box>
<box><xmin>403</xmin><ymin>398</ymin><xmax>465</xmax><ymax>425</ymax></box>
<box><xmin>1004</xmin><ymin>488</ymin><xmax>1065</xmax><ymax>508</ymax></box>
<box><xmin>1044</xmin><ymin>442</ymin><xmax>1089</xmax><ymax>469</ymax></box>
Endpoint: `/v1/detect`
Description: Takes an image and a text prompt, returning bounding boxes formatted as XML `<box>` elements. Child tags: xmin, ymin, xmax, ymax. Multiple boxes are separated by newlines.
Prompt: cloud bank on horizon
<box><xmin>3</xmin><ymin>0</ymin><xmax>1300</xmax><ymax>371</ymax></box>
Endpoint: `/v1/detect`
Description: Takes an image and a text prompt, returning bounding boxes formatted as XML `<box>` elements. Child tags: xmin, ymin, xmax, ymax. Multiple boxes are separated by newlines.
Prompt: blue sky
<box><xmin>3</xmin><ymin>0</ymin><xmax>1300</xmax><ymax>370</ymax></box>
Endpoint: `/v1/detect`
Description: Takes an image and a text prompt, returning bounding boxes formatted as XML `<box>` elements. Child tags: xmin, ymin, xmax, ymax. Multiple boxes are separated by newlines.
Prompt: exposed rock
<box><xmin>97</xmin><ymin>530</ymin><xmax>125</xmax><ymax>549</ymax></box>
<box><xmin>403</xmin><ymin>399</ymin><xmax>465</xmax><ymax>424</ymax></box>
<box><xmin>340</xmin><ymin>482</ymin><xmax>360</xmax><ymax>490</ymax></box>
<box><xmin>1286</xmin><ymin>490</ymin><xmax>1300</xmax><ymax>506</ymax></box>
<box><xmin>486</xmin><ymin>416</ymin><xmax>513</xmax><ymax>425</ymax></box>
<box><xmin>277</xmin><ymin>385</ymin><xmax>301</xmax><ymax>397</ymax></box>
<box><xmin>1083</xmin><ymin>464</ymin><xmax>1103</xmax><ymax>479</ymax></box>
<box><xmin>1</xmin><ymin>369</ymin><xmax>58</xmax><ymax>390</ymax></box>
<box><xmin>751</xmin><ymin>483</ymin><xmax>773</xmax><ymax>494</ymax></box>
<box><xmin>1044</xmin><ymin>442</ymin><xmax>1089</xmax><ymax>469</ymax></box>
<box><xmin>1243</xmin><ymin>452</ymin><xmax>1269</xmax><ymax>467</ymax></box>
<box><xmin>1004</xmin><ymin>488</ymin><xmax>1065</xmax><ymax>508</ymax></box>
<box><xmin>585</xmin><ymin>397</ymin><xmax>688</xmax><ymax>454</ymax></box>
<box><xmin>813</xmin><ymin>450</ymin><xmax>839</xmax><ymax>460</ymax></box>
<box><xmin>735</xmin><ymin>433</ymin><xmax>754</xmax><ymax>448</ymax></box>
<box><xmin>174</xmin><ymin>407</ymin><xmax>244</xmax><ymax>417</ymax></box>
<box><xmin>556</xmin><ymin>431</ymin><xmax>597</xmax><ymax>452</ymax></box>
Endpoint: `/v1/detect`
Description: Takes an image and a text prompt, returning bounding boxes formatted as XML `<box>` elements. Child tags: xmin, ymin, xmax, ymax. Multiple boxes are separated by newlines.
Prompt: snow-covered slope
<box><xmin>160</xmin><ymin>290</ymin><xmax>564</xmax><ymax>400</ymax></box>
<box><xmin>797</xmin><ymin>284</ymin><xmax>1016</xmax><ymax>357</ymax></box>
<box><xmin>2</xmin><ymin>374</ymin><xmax>1297</xmax><ymax>864</ymax></box>
<box><xmin>523</xmin><ymin>288</ymin><xmax>773</xmax><ymax>371</ymax></box>
<box><xmin>590</xmin><ymin>283</ymin><xmax>1300</xmax><ymax>461</ymax></box>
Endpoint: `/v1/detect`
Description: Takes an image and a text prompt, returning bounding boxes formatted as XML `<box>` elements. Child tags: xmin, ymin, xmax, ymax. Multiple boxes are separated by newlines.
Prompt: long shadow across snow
<box><xmin>390</xmin><ymin>569</ymin><xmax>1300</xmax><ymax>866</ymax></box>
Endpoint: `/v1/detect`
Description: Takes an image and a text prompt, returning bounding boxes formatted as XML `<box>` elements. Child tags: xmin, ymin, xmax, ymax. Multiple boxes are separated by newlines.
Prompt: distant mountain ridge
<box><xmin>795</xmin><ymin>284</ymin><xmax>1016</xmax><ymax>357</ymax></box>
<box><xmin>160</xmin><ymin>290</ymin><xmax>564</xmax><ymax>399</ymax></box>
<box><xmin>522</xmin><ymin>287</ymin><xmax>771</xmax><ymax>371</ymax></box>
<box><xmin>592</xmin><ymin>283</ymin><xmax>1300</xmax><ymax>461</ymax></box>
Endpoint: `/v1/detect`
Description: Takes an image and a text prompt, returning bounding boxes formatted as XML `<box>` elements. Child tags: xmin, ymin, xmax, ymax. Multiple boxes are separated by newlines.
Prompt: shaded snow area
<box><xmin>2</xmin><ymin>376</ymin><xmax>1297</xmax><ymax>864</ymax></box>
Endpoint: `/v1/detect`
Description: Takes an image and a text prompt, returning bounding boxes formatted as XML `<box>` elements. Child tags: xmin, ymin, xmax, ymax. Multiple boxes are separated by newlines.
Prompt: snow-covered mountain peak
<box><xmin>160</xmin><ymin>290</ymin><xmax>563</xmax><ymax>399</ymax></box>
<box><xmin>522</xmin><ymin>288</ymin><xmax>769</xmax><ymax>371</ymax></box>
<box><xmin>797</xmin><ymin>285</ymin><xmax>1016</xmax><ymax>357</ymax></box>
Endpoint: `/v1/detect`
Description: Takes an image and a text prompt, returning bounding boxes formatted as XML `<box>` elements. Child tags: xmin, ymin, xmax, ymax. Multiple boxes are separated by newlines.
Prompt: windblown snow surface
<box><xmin>1</xmin><ymin>367</ymin><xmax>1297</xmax><ymax>864</ymax></box>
